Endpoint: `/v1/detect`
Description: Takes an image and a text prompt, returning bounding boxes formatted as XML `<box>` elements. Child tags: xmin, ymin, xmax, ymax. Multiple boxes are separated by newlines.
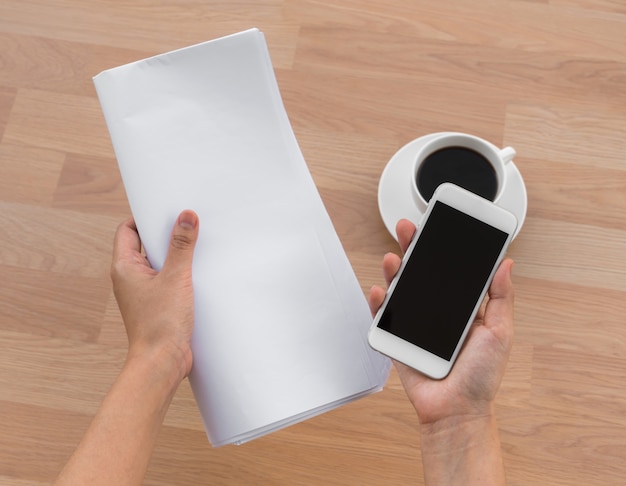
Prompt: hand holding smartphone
<box><xmin>368</xmin><ymin>183</ymin><xmax>517</xmax><ymax>379</ymax></box>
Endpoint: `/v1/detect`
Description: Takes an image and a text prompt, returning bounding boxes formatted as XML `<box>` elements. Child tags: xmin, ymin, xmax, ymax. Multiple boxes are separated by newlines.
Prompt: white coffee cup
<box><xmin>411</xmin><ymin>133</ymin><xmax>516</xmax><ymax>212</ymax></box>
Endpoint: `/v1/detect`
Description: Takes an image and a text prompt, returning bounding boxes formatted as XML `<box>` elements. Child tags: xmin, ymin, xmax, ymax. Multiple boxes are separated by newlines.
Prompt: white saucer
<box><xmin>378</xmin><ymin>133</ymin><xmax>527</xmax><ymax>241</ymax></box>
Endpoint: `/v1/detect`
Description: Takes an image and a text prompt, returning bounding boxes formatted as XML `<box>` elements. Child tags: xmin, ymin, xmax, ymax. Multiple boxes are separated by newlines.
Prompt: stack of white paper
<box><xmin>93</xmin><ymin>28</ymin><xmax>390</xmax><ymax>446</ymax></box>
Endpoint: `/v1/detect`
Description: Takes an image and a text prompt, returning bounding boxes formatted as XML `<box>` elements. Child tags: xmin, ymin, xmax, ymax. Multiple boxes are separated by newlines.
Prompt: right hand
<box><xmin>368</xmin><ymin>219</ymin><xmax>515</xmax><ymax>425</ymax></box>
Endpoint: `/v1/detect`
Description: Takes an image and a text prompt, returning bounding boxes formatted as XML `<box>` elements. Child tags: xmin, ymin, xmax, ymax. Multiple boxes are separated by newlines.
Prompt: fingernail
<box><xmin>178</xmin><ymin>210</ymin><xmax>198</xmax><ymax>230</ymax></box>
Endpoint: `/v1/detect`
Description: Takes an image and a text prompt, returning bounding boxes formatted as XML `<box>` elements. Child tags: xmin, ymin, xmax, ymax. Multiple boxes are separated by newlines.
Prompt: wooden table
<box><xmin>1</xmin><ymin>1</ymin><xmax>625</xmax><ymax>484</ymax></box>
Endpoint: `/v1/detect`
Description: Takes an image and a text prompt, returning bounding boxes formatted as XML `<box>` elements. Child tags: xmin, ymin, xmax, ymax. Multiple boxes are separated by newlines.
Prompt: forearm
<box><xmin>419</xmin><ymin>408</ymin><xmax>506</xmax><ymax>486</ymax></box>
<box><xmin>54</xmin><ymin>349</ymin><xmax>184</xmax><ymax>486</ymax></box>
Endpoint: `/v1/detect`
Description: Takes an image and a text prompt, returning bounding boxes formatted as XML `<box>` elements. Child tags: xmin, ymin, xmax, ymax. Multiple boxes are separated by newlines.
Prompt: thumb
<box><xmin>484</xmin><ymin>258</ymin><xmax>515</xmax><ymax>336</ymax></box>
<box><xmin>163</xmin><ymin>210</ymin><xmax>199</xmax><ymax>274</ymax></box>
<box><xmin>489</xmin><ymin>258</ymin><xmax>514</xmax><ymax>302</ymax></box>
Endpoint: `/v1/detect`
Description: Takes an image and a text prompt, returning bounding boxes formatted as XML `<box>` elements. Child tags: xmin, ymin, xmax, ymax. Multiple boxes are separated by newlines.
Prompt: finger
<box><xmin>368</xmin><ymin>285</ymin><xmax>386</xmax><ymax>316</ymax></box>
<box><xmin>396</xmin><ymin>219</ymin><xmax>416</xmax><ymax>254</ymax></box>
<box><xmin>489</xmin><ymin>258</ymin><xmax>514</xmax><ymax>301</ymax></box>
<box><xmin>162</xmin><ymin>210</ymin><xmax>200</xmax><ymax>275</ymax></box>
<box><xmin>112</xmin><ymin>216</ymin><xmax>142</xmax><ymax>264</ymax></box>
<box><xmin>484</xmin><ymin>258</ymin><xmax>515</xmax><ymax>333</ymax></box>
<box><xmin>475</xmin><ymin>296</ymin><xmax>488</xmax><ymax>323</ymax></box>
<box><xmin>382</xmin><ymin>252</ymin><xmax>402</xmax><ymax>287</ymax></box>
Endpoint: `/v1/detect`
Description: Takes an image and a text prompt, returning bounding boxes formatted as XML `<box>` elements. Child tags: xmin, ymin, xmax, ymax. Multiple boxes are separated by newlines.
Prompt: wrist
<box><xmin>418</xmin><ymin>409</ymin><xmax>506</xmax><ymax>486</ymax></box>
<box><xmin>419</xmin><ymin>407</ymin><xmax>496</xmax><ymax>448</ymax></box>
<box><xmin>125</xmin><ymin>342</ymin><xmax>190</xmax><ymax>391</ymax></box>
<box><xmin>419</xmin><ymin>400</ymin><xmax>497</xmax><ymax>453</ymax></box>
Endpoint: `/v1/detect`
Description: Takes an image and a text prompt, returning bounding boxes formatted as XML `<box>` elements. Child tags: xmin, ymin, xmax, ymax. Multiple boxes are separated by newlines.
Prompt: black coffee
<box><xmin>416</xmin><ymin>146</ymin><xmax>498</xmax><ymax>202</ymax></box>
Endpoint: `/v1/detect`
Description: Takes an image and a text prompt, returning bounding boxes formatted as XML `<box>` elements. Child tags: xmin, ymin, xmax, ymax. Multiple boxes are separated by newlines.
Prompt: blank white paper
<box><xmin>93</xmin><ymin>28</ymin><xmax>390</xmax><ymax>446</ymax></box>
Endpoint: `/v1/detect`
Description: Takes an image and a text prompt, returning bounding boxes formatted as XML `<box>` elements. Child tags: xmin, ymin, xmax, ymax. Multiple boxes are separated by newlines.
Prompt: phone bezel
<box><xmin>368</xmin><ymin>183</ymin><xmax>518</xmax><ymax>379</ymax></box>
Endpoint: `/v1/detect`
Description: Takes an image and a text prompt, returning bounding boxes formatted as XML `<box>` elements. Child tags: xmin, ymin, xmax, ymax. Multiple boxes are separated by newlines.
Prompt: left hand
<box><xmin>111</xmin><ymin>210</ymin><xmax>200</xmax><ymax>380</ymax></box>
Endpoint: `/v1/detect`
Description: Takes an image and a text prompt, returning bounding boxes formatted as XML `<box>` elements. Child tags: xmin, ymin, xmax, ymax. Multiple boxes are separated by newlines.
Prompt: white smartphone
<box><xmin>368</xmin><ymin>183</ymin><xmax>518</xmax><ymax>379</ymax></box>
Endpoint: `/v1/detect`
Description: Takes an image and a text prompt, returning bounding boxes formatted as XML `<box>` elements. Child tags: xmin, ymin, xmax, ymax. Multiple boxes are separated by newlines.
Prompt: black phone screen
<box><xmin>377</xmin><ymin>201</ymin><xmax>509</xmax><ymax>361</ymax></box>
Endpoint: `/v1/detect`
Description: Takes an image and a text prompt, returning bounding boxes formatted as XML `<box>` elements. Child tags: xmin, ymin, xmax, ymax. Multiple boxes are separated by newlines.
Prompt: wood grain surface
<box><xmin>1</xmin><ymin>1</ymin><xmax>625</xmax><ymax>484</ymax></box>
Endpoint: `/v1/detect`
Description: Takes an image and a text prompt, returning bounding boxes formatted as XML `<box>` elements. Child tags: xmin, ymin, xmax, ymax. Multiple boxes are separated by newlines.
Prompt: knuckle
<box><xmin>171</xmin><ymin>233</ymin><xmax>193</xmax><ymax>251</ymax></box>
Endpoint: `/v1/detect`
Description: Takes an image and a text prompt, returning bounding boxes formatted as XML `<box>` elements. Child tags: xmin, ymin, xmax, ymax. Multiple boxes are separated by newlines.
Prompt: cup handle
<box><xmin>499</xmin><ymin>146</ymin><xmax>516</xmax><ymax>165</ymax></box>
